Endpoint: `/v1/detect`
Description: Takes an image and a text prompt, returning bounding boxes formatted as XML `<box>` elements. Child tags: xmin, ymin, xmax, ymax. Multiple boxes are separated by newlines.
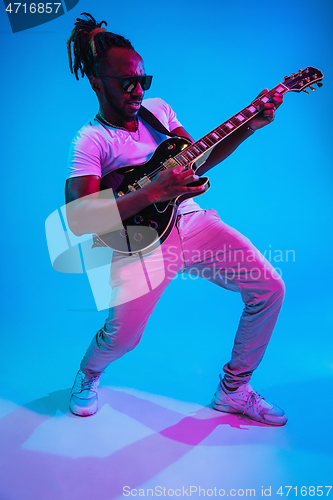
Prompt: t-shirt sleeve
<box><xmin>143</xmin><ymin>97</ymin><xmax>182</xmax><ymax>132</ymax></box>
<box><xmin>162</xmin><ymin>99</ymin><xmax>182</xmax><ymax>131</ymax></box>
<box><xmin>67</xmin><ymin>128</ymin><xmax>102</xmax><ymax>179</ymax></box>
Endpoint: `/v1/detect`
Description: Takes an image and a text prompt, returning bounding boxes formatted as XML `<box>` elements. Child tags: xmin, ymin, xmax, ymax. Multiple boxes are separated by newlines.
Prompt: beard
<box><xmin>102</xmin><ymin>85</ymin><xmax>139</xmax><ymax>124</ymax></box>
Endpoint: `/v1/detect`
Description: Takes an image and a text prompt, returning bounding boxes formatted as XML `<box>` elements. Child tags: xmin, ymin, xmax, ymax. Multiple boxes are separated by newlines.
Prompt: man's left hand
<box><xmin>248</xmin><ymin>89</ymin><xmax>283</xmax><ymax>130</ymax></box>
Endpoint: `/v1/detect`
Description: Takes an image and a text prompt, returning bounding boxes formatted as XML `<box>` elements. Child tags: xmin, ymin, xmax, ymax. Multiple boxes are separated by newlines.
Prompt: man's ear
<box><xmin>89</xmin><ymin>75</ymin><xmax>103</xmax><ymax>94</ymax></box>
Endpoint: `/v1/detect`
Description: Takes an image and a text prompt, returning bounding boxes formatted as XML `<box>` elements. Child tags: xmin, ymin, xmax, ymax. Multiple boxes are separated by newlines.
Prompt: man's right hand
<box><xmin>147</xmin><ymin>165</ymin><xmax>206</xmax><ymax>204</ymax></box>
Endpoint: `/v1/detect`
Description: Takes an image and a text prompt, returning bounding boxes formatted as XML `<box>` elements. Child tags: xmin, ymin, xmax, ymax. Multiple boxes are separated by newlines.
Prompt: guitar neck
<box><xmin>174</xmin><ymin>83</ymin><xmax>289</xmax><ymax>167</ymax></box>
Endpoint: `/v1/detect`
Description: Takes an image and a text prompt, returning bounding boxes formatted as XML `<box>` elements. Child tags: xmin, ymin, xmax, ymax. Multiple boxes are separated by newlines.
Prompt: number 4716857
<box><xmin>277</xmin><ymin>486</ymin><xmax>332</xmax><ymax>496</ymax></box>
<box><xmin>6</xmin><ymin>3</ymin><xmax>62</xmax><ymax>14</ymax></box>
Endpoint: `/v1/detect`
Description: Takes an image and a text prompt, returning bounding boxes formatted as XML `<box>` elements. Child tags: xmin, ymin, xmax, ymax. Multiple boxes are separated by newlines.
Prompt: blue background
<box><xmin>0</xmin><ymin>0</ymin><xmax>332</xmax><ymax>497</ymax></box>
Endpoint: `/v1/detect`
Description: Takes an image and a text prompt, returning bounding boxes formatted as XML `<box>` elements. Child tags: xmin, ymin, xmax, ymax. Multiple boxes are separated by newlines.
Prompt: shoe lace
<box><xmin>81</xmin><ymin>376</ymin><xmax>99</xmax><ymax>392</ymax></box>
<box><xmin>247</xmin><ymin>390</ymin><xmax>264</xmax><ymax>411</ymax></box>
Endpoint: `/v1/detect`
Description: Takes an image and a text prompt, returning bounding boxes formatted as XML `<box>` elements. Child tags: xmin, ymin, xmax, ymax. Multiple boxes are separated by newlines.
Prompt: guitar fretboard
<box><xmin>173</xmin><ymin>83</ymin><xmax>289</xmax><ymax>167</ymax></box>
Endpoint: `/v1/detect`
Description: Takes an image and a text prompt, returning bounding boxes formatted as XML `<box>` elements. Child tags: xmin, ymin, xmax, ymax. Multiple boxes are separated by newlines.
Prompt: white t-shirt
<box><xmin>67</xmin><ymin>97</ymin><xmax>201</xmax><ymax>215</ymax></box>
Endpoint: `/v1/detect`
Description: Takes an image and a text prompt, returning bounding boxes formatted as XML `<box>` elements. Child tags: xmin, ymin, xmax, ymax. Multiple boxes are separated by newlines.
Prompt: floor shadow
<box><xmin>0</xmin><ymin>386</ymin><xmax>274</xmax><ymax>500</ymax></box>
<box><xmin>0</xmin><ymin>378</ymin><xmax>332</xmax><ymax>500</ymax></box>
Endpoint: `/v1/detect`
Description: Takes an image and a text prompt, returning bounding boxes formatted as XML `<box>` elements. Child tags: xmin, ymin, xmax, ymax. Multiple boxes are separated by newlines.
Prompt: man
<box><xmin>66</xmin><ymin>13</ymin><xmax>287</xmax><ymax>425</ymax></box>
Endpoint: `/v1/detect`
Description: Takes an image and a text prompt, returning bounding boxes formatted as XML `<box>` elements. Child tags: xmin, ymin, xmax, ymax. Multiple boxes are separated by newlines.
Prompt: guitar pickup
<box><xmin>137</xmin><ymin>175</ymin><xmax>151</xmax><ymax>188</ymax></box>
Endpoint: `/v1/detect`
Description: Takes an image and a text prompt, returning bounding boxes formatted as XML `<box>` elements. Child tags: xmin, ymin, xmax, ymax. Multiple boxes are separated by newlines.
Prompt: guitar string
<box><xmin>119</xmin><ymin>77</ymin><xmax>303</xmax><ymax>191</ymax></box>
<box><xmin>130</xmin><ymin>84</ymin><xmax>292</xmax><ymax>192</ymax></box>
<box><xmin>122</xmin><ymin>74</ymin><xmax>310</xmax><ymax>196</ymax></box>
<box><xmin>128</xmin><ymin>71</ymin><xmax>318</xmax><ymax>196</ymax></box>
<box><xmin>138</xmin><ymin>87</ymin><xmax>279</xmax><ymax>184</ymax></box>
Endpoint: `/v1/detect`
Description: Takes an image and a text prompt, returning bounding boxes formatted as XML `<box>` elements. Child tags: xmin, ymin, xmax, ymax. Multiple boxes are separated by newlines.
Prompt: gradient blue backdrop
<box><xmin>0</xmin><ymin>0</ymin><xmax>332</xmax><ymax>495</ymax></box>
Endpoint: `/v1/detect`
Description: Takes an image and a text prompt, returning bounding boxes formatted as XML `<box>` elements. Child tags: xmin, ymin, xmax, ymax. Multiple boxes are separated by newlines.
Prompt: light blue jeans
<box><xmin>80</xmin><ymin>209</ymin><xmax>285</xmax><ymax>389</ymax></box>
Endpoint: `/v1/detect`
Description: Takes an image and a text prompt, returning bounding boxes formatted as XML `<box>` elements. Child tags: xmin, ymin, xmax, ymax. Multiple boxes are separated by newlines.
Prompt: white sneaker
<box><xmin>211</xmin><ymin>376</ymin><xmax>287</xmax><ymax>426</ymax></box>
<box><xmin>69</xmin><ymin>370</ymin><xmax>100</xmax><ymax>417</ymax></box>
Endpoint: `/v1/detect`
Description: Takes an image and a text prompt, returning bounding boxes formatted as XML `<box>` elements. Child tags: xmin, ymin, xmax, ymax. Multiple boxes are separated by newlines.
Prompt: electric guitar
<box><xmin>94</xmin><ymin>67</ymin><xmax>323</xmax><ymax>255</ymax></box>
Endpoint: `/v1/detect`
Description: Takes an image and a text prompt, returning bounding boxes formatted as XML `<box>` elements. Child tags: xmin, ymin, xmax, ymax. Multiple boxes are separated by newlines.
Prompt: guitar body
<box><xmin>97</xmin><ymin>137</ymin><xmax>210</xmax><ymax>255</ymax></box>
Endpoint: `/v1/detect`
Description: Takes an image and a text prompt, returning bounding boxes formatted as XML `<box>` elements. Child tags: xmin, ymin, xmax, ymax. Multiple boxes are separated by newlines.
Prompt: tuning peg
<box><xmin>302</xmin><ymin>89</ymin><xmax>309</xmax><ymax>94</ymax></box>
<box><xmin>317</xmin><ymin>81</ymin><xmax>323</xmax><ymax>88</ymax></box>
<box><xmin>284</xmin><ymin>75</ymin><xmax>289</xmax><ymax>80</ymax></box>
<box><xmin>309</xmin><ymin>85</ymin><xmax>316</xmax><ymax>91</ymax></box>
<box><xmin>298</xmin><ymin>69</ymin><xmax>303</xmax><ymax>73</ymax></box>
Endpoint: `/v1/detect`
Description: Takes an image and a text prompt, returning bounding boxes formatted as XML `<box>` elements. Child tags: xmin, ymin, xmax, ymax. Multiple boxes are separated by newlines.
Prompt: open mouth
<box><xmin>127</xmin><ymin>101</ymin><xmax>142</xmax><ymax>109</ymax></box>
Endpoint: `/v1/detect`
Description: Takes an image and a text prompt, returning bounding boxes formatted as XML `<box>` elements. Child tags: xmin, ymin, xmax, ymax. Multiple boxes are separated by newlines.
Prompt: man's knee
<box><xmin>265</xmin><ymin>269</ymin><xmax>285</xmax><ymax>305</ymax></box>
<box><xmin>100</xmin><ymin>327</ymin><xmax>141</xmax><ymax>356</ymax></box>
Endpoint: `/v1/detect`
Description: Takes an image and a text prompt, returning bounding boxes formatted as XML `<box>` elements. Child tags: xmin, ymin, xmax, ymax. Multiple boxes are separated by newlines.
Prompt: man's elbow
<box><xmin>65</xmin><ymin>206</ymin><xmax>87</xmax><ymax>237</ymax></box>
<box><xmin>67</xmin><ymin>217</ymin><xmax>85</xmax><ymax>237</ymax></box>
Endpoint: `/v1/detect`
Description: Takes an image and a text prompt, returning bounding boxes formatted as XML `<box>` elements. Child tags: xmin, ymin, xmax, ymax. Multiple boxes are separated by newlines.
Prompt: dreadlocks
<box><xmin>67</xmin><ymin>12</ymin><xmax>134</xmax><ymax>80</ymax></box>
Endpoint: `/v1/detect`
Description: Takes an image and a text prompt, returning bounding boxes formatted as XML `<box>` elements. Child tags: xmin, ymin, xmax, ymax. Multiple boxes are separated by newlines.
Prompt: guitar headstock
<box><xmin>283</xmin><ymin>67</ymin><xmax>323</xmax><ymax>94</ymax></box>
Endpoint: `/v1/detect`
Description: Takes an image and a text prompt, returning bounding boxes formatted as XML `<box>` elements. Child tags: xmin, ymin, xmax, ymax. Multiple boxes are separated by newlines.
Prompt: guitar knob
<box><xmin>134</xmin><ymin>215</ymin><xmax>144</xmax><ymax>224</ymax></box>
<box><xmin>149</xmin><ymin>221</ymin><xmax>158</xmax><ymax>230</ymax></box>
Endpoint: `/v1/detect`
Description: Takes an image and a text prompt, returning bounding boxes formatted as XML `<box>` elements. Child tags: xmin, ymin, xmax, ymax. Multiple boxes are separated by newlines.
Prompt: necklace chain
<box><xmin>96</xmin><ymin>113</ymin><xmax>140</xmax><ymax>141</ymax></box>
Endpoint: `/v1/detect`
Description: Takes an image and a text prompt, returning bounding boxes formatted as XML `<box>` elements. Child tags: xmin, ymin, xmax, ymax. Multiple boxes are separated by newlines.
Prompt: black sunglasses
<box><xmin>95</xmin><ymin>74</ymin><xmax>153</xmax><ymax>92</ymax></box>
